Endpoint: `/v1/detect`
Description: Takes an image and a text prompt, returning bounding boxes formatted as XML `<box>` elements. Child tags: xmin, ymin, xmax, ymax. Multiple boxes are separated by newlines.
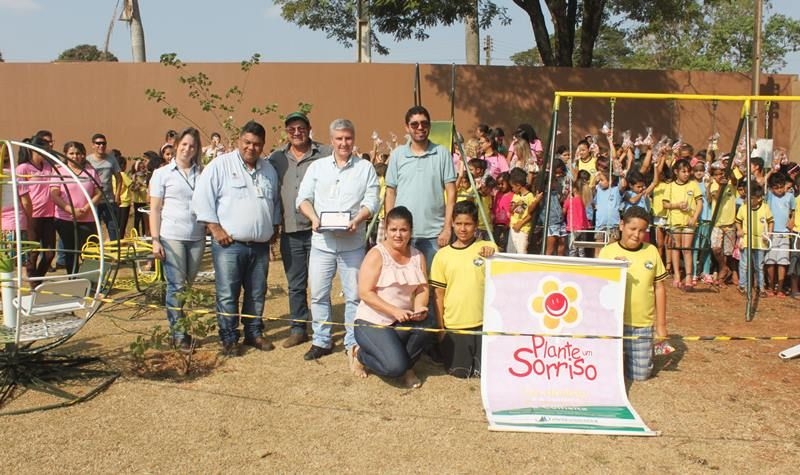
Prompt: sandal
<box><xmin>672</xmin><ymin>281</ymin><xmax>683</xmax><ymax>290</ymax></box>
<box><xmin>348</xmin><ymin>346</ymin><xmax>368</xmax><ymax>379</ymax></box>
<box><xmin>702</xmin><ymin>275</ymin><xmax>715</xmax><ymax>285</ymax></box>
<box><xmin>759</xmin><ymin>290</ymin><xmax>769</xmax><ymax>298</ymax></box>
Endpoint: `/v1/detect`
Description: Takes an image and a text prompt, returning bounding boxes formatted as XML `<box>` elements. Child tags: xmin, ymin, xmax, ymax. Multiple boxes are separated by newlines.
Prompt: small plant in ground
<box><xmin>129</xmin><ymin>285</ymin><xmax>217</xmax><ymax>376</ymax></box>
<box><xmin>145</xmin><ymin>53</ymin><xmax>313</xmax><ymax>149</ymax></box>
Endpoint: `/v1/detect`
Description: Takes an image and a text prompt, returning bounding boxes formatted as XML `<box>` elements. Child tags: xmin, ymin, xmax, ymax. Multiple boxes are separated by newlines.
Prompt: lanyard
<box><xmin>176</xmin><ymin>165</ymin><xmax>196</xmax><ymax>191</ymax></box>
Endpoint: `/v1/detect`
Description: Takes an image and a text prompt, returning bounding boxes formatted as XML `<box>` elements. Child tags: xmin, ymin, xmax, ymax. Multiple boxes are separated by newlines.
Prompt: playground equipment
<box><xmin>0</xmin><ymin>140</ymin><xmax>118</xmax><ymax>415</ymax></box>
<box><xmin>543</xmin><ymin>92</ymin><xmax>800</xmax><ymax>324</ymax></box>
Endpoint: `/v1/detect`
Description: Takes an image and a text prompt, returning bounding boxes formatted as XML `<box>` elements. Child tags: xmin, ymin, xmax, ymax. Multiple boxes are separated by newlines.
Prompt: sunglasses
<box><xmin>408</xmin><ymin>120</ymin><xmax>430</xmax><ymax>129</ymax></box>
<box><xmin>285</xmin><ymin>126</ymin><xmax>308</xmax><ymax>134</ymax></box>
<box><xmin>94</xmin><ymin>141</ymin><xmax>107</xmax><ymax>146</ymax></box>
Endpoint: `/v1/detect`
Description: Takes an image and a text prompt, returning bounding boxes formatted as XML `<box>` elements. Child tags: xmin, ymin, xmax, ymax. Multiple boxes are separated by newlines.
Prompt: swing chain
<box><xmin>764</xmin><ymin>101</ymin><xmax>772</xmax><ymax>138</ymax></box>
<box><xmin>567</xmin><ymin>97</ymin><xmax>574</xmax><ymax>162</ymax></box>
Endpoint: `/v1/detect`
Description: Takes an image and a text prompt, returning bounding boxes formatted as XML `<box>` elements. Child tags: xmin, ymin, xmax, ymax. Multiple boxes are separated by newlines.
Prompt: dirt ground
<box><xmin>1</xmin><ymin>258</ymin><xmax>799</xmax><ymax>474</ymax></box>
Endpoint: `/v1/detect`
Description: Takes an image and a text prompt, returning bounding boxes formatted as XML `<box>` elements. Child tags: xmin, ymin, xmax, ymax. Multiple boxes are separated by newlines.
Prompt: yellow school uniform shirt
<box><xmin>430</xmin><ymin>239</ymin><xmax>497</xmax><ymax>329</ymax></box>
<box><xmin>666</xmin><ymin>180</ymin><xmax>702</xmax><ymax>227</ymax></box>
<box><xmin>709</xmin><ymin>181</ymin><xmax>736</xmax><ymax>226</ymax></box>
<box><xmin>510</xmin><ymin>190</ymin><xmax>534</xmax><ymax>234</ymax></box>
<box><xmin>112</xmin><ymin>172</ymin><xmax>133</xmax><ymax>207</ymax></box>
<box><xmin>577</xmin><ymin>156</ymin><xmax>597</xmax><ymax>177</ymax></box>
<box><xmin>598</xmin><ymin>241</ymin><xmax>667</xmax><ymax>328</ymax></box>
<box><xmin>652</xmin><ymin>182</ymin><xmax>670</xmax><ymax>219</ymax></box>
<box><xmin>795</xmin><ymin>195</ymin><xmax>800</xmax><ymax>229</ymax></box>
<box><xmin>735</xmin><ymin>202</ymin><xmax>773</xmax><ymax>250</ymax></box>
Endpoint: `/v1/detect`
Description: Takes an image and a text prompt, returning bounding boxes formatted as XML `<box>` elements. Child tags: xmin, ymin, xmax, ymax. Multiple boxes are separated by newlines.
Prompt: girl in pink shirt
<box><xmin>491</xmin><ymin>171</ymin><xmax>513</xmax><ymax>251</ymax></box>
<box><xmin>16</xmin><ymin>136</ymin><xmax>56</xmax><ymax>277</ymax></box>
<box><xmin>50</xmin><ymin>141</ymin><xmax>102</xmax><ymax>274</ymax></box>
<box><xmin>564</xmin><ymin>180</ymin><xmax>590</xmax><ymax>257</ymax></box>
<box><xmin>478</xmin><ymin>131</ymin><xmax>509</xmax><ymax>179</ymax></box>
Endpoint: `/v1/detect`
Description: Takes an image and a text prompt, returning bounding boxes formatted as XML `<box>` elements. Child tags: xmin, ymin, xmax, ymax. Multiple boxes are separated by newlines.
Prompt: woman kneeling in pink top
<box><xmin>351</xmin><ymin>206</ymin><xmax>431</xmax><ymax>388</ymax></box>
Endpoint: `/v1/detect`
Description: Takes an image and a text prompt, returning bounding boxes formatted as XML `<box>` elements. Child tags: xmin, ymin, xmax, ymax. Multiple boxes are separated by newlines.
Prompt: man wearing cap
<box><xmin>269</xmin><ymin>112</ymin><xmax>332</xmax><ymax>348</ymax></box>
<box><xmin>86</xmin><ymin>132</ymin><xmax>123</xmax><ymax>240</ymax></box>
<box><xmin>193</xmin><ymin>120</ymin><xmax>282</xmax><ymax>356</ymax></box>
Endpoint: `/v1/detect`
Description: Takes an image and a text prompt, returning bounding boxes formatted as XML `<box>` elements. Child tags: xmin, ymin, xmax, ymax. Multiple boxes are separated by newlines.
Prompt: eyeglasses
<box><xmin>285</xmin><ymin>126</ymin><xmax>308</xmax><ymax>134</ymax></box>
<box><xmin>94</xmin><ymin>141</ymin><xmax>107</xmax><ymax>146</ymax></box>
<box><xmin>408</xmin><ymin>120</ymin><xmax>430</xmax><ymax>129</ymax></box>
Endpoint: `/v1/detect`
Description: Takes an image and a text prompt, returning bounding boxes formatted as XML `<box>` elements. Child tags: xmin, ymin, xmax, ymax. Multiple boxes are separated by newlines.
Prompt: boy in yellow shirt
<box><xmin>735</xmin><ymin>184</ymin><xmax>774</xmax><ymax>297</ymax></box>
<box><xmin>430</xmin><ymin>201</ymin><xmax>496</xmax><ymax>378</ymax></box>
<box><xmin>708</xmin><ymin>164</ymin><xmax>737</xmax><ymax>285</ymax></box>
<box><xmin>598</xmin><ymin>206</ymin><xmax>669</xmax><ymax>381</ymax></box>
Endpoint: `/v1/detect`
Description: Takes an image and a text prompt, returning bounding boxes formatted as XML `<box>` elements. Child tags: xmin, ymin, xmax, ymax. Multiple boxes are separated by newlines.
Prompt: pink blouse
<box><xmin>564</xmin><ymin>195</ymin><xmax>589</xmax><ymax>231</ymax></box>
<box><xmin>482</xmin><ymin>152</ymin><xmax>509</xmax><ymax>179</ymax></box>
<box><xmin>355</xmin><ymin>243</ymin><xmax>426</xmax><ymax>326</ymax></box>
<box><xmin>16</xmin><ymin>161</ymin><xmax>55</xmax><ymax>218</ymax></box>
<box><xmin>50</xmin><ymin>166</ymin><xmax>99</xmax><ymax>222</ymax></box>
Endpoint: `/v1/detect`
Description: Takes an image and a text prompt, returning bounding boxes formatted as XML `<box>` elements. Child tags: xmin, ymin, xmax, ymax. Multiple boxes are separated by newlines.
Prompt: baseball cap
<box><xmin>284</xmin><ymin>112</ymin><xmax>310</xmax><ymax>127</ymax></box>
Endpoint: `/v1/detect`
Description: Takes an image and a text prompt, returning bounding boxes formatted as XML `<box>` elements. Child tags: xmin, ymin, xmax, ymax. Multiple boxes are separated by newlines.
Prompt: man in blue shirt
<box><xmin>384</xmin><ymin>105</ymin><xmax>457</xmax><ymax>270</ymax></box>
<box><xmin>192</xmin><ymin>121</ymin><xmax>282</xmax><ymax>356</ymax></box>
<box><xmin>296</xmin><ymin>118</ymin><xmax>379</xmax><ymax>361</ymax></box>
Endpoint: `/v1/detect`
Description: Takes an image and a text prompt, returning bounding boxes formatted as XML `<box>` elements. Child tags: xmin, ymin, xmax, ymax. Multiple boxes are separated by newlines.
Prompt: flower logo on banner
<box><xmin>530</xmin><ymin>279</ymin><xmax>581</xmax><ymax>330</ymax></box>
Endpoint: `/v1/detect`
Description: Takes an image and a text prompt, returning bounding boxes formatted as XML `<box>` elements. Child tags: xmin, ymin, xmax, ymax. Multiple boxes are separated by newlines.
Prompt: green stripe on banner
<box><xmin>494</xmin><ymin>406</ymin><xmax>635</xmax><ymax>419</ymax></box>
<box><xmin>494</xmin><ymin>422</ymin><xmax>648</xmax><ymax>432</ymax></box>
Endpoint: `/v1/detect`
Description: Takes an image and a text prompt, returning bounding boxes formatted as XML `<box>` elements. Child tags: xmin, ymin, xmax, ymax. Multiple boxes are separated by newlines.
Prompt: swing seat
<box><xmin>11</xmin><ymin>278</ymin><xmax>93</xmax><ymax>342</ymax></box>
<box><xmin>764</xmin><ymin>232</ymin><xmax>800</xmax><ymax>253</ymax></box>
<box><xmin>572</xmin><ymin>230</ymin><xmax>608</xmax><ymax>249</ymax></box>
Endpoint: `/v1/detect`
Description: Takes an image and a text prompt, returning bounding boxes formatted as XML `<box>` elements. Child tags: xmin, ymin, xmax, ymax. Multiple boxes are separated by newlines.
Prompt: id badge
<box><xmin>255</xmin><ymin>186</ymin><xmax>264</xmax><ymax>198</ymax></box>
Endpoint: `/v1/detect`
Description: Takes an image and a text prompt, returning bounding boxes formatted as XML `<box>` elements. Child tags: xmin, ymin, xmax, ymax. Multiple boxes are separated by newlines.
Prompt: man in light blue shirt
<box><xmin>296</xmin><ymin>118</ymin><xmax>379</xmax><ymax>361</ymax></box>
<box><xmin>385</xmin><ymin>105</ymin><xmax>456</xmax><ymax>271</ymax></box>
<box><xmin>192</xmin><ymin>121</ymin><xmax>282</xmax><ymax>356</ymax></box>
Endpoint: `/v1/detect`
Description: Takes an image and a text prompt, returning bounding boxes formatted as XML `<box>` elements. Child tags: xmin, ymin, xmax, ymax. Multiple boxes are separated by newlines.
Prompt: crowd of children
<box><xmin>443</xmin><ymin>123</ymin><xmax>799</xmax><ymax>299</ymax></box>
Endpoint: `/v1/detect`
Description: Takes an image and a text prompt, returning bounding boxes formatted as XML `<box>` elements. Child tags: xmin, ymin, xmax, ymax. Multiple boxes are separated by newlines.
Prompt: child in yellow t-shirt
<box><xmin>708</xmin><ymin>165</ymin><xmax>737</xmax><ymax>285</ymax></box>
<box><xmin>507</xmin><ymin>168</ymin><xmax>541</xmax><ymax>254</ymax></box>
<box><xmin>598</xmin><ymin>206</ymin><xmax>669</xmax><ymax>381</ymax></box>
<box><xmin>663</xmin><ymin>159</ymin><xmax>703</xmax><ymax>290</ymax></box>
<box><xmin>735</xmin><ymin>184</ymin><xmax>774</xmax><ymax>297</ymax></box>
<box><xmin>430</xmin><ymin>200</ymin><xmax>496</xmax><ymax>378</ymax></box>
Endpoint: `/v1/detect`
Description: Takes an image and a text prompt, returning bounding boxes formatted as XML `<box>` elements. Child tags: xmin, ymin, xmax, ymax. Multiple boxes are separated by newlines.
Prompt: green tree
<box><xmin>274</xmin><ymin>0</ymin><xmax>510</xmax><ymax>55</ymax></box>
<box><xmin>57</xmin><ymin>44</ymin><xmax>119</xmax><ymax>62</ymax></box>
<box><xmin>619</xmin><ymin>0</ymin><xmax>800</xmax><ymax>72</ymax></box>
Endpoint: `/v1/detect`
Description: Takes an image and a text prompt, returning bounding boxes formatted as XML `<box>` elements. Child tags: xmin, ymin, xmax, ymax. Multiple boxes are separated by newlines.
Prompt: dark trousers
<box><xmin>118</xmin><ymin>206</ymin><xmax>130</xmax><ymax>238</ymax></box>
<box><xmin>441</xmin><ymin>325</ymin><xmax>483</xmax><ymax>378</ymax></box>
<box><xmin>354</xmin><ymin>319</ymin><xmax>431</xmax><ymax>378</ymax></box>
<box><xmin>280</xmin><ymin>230</ymin><xmax>312</xmax><ymax>335</ymax></box>
<box><xmin>55</xmin><ymin>219</ymin><xmax>94</xmax><ymax>274</ymax></box>
<box><xmin>97</xmin><ymin>202</ymin><xmax>119</xmax><ymax>241</ymax></box>
<box><xmin>27</xmin><ymin>217</ymin><xmax>56</xmax><ymax>278</ymax></box>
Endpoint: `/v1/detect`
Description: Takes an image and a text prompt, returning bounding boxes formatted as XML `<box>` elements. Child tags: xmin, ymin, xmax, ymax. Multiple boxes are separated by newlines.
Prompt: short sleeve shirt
<box><xmin>386</xmin><ymin>141</ymin><xmax>456</xmax><ymax>239</ymax></box>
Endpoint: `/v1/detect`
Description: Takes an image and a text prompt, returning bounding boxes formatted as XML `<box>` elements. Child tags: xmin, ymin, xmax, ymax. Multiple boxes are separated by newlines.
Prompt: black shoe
<box><xmin>221</xmin><ymin>341</ymin><xmax>239</xmax><ymax>357</ymax></box>
<box><xmin>174</xmin><ymin>335</ymin><xmax>194</xmax><ymax>354</ymax></box>
<box><xmin>303</xmin><ymin>344</ymin><xmax>332</xmax><ymax>361</ymax></box>
<box><xmin>243</xmin><ymin>336</ymin><xmax>275</xmax><ymax>352</ymax></box>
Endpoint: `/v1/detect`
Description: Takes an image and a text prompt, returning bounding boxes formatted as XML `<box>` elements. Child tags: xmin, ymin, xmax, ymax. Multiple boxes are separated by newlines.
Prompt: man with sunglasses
<box><xmin>86</xmin><ymin>133</ymin><xmax>123</xmax><ymax>240</ymax></box>
<box><xmin>269</xmin><ymin>112</ymin><xmax>332</xmax><ymax>348</ymax></box>
<box><xmin>385</xmin><ymin>105</ymin><xmax>457</xmax><ymax>271</ymax></box>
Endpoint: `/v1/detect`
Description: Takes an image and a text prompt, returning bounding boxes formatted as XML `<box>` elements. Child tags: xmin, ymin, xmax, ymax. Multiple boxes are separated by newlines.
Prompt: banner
<box><xmin>481</xmin><ymin>254</ymin><xmax>656</xmax><ymax>436</ymax></box>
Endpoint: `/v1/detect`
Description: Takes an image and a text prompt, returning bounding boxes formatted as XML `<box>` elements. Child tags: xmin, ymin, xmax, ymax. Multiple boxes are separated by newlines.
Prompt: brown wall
<box><xmin>0</xmin><ymin>63</ymin><xmax>797</xmax><ymax>162</ymax></box>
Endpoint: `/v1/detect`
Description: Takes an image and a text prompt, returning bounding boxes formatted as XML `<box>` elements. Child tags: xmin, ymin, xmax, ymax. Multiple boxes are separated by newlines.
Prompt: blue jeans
<box><xmin>411</xmin><ymin>237</ymin><xmax>439</xmax><ymax>328</ymax></box>
<box><xmin>212</xmin><ymin>240</ymin><xmax>269</xmax><ymax>344</ymax></box>
<box><xmin>162</xmin><ymin>238</ymin><xmax>206</xmax><ymax>340</ymax></box>
<box><xmin>738</xmin><ymin>248</ymin><xmax>766</xmax><ymax>291</ymax></box>
<box><xmin>308</xmin><ymin>246</ymin><xmax>364</xmax><ymax>350</ymax></box>
<box><xmin>354</xmin><ymin>319</ymin><xmax>431</xmax><ymax>378</ymax></box>
<box><xmin>280</xmin><ymin>230</ymin><xmax>312</xmax><ymax>335</ymax></box>
<box><xmin>97</xmin><ymin>202</ymin><xmax>120</xmax><ymax>241</ymax></box>
<box><xmin>693</xmin><ymin>221</ymin><xmax>712</xmax><ymax>277</ymax></box>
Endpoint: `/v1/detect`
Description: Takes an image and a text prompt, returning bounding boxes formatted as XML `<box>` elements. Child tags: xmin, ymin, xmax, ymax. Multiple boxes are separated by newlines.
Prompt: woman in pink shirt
<box><xmin>16</xmin><ymin>136</ymin><xmax>56</xmax><ymax>278</ymax></box>
<box><xmin>478</xmin><ymin>130</ymin><xmax>509</xmax><ymax>180</ymax></box>
<box><xmin>352</xmin><ymin>206</ymin><xmax>430</xmax><ymax>388</ymax></box>
<box><xmin>2</xmin><ymin>156</ymin><xmax>32</xmax><ymax>242</ymax></box>
<box><xmin>50</xmin><ymin>141</ymin><xmax>102</xmax><ymax>274</ymax></box>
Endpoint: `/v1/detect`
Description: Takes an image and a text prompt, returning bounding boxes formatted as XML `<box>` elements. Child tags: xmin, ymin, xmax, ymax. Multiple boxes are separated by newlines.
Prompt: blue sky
<box><xmin>0</xmin><ymin>0</ymin><xmax>798</xmax><ymax>74</ymax></box>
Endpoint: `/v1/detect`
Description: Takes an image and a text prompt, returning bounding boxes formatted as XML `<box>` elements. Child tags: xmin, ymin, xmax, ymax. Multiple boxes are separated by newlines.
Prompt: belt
<box><xmin>232</xmin><ymin>240</ymin><xmax>268</xmax><ymax>246</ymax></box>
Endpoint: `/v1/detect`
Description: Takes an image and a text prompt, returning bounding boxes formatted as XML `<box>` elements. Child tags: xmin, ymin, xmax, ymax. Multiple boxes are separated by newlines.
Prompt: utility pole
<box><xmin>483</xmin><ymin>35</ymin><xmax>493</xmax><ymax>66</ymax></box>
<box><xmin>356</xmin><ymin>0</ymin><xmax>371</xmax><ymax>63</ymax></box>
<box><xmin>751</xmin><ymin>0</ymin><xmax>763</xmax><ymax>140</ymax></box>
